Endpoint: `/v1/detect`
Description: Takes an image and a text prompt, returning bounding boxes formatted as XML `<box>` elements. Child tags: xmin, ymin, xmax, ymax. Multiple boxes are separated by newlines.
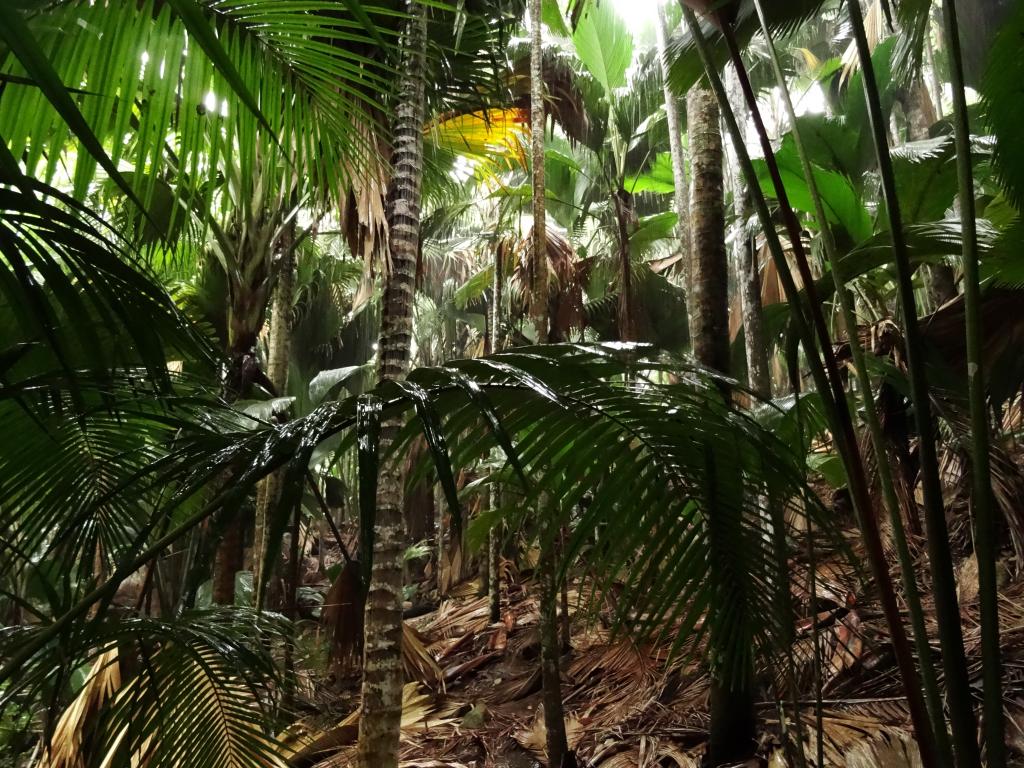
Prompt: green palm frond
<box><xmin>983</xmin><ymin>0</ymin><xmax>1024</xmax><ymax>212</ymax></box>
<box><xmin>0</xmin><ymin>0</ymin><xmax>398</xmax><ymax>213</ymax></box>
<box><xmin>2</xmin><ymin>609</ymin><xmax>289</xmax><ymax>768</ymax></box>
<box><xmin>0</xmin><ymin>176</ymin><xmax>210</xmax><ymax>387</ymax></box>
<box><xmin>1</xmin><ymin>346</ymin><xmax>840</xmax><ymax>711</ymax></box>
<box><xmin>666</xmin><ymin>0</ymin><xmax>838</xmax><ymax>97</ymax></box>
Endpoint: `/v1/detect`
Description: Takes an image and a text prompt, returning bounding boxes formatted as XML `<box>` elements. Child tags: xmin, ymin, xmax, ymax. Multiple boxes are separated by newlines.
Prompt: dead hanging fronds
<box><xmin>510</xmin><ymin>225</ymin><xmax>585</xmax><ymax>342</ymax></box>
<box><xmin>37</xmin><ymin>649</ymin><xmax>121</xmax><ymax>768</ymax></box>
<box><xmin>322</xmin><ymin>559</ymin><xmax>364</xmax><ymax>678</ymax></box>
<box><xmin>338</xmin><ymin>112</ymin><xmax>389</xmax><ymax>278</ymax></box>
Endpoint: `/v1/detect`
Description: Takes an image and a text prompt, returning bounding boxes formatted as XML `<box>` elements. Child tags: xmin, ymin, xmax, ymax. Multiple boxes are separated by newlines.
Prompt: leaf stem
<box><xmin>940</xmin><ymin>0</ymin><xmax>1005</xmax><ymax>764</ymax></box>
<box><xmin>750</xmin><ymin>2</ymin><xmax>952</xmax><ymax>761</ymax></box>
<box><xmin>681</xmin><ymin>8</ymin><xmax>937</xmax><ymax>766</ymax></box>
<box><xmin>844</xmin><ymin>0</ymin><xmax>980</xmax><ymax>763</ymax></box>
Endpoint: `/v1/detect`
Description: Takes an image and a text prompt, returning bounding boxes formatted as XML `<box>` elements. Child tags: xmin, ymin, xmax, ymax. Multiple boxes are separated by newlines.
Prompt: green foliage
<box><xmin>572</xmin><ymin>0</ymin><xmax>633</xmax><ymax>94</ymax></box>
<box><xmin>983</xmin><ymin>0</ymin><xmax>1024</xmax><ymax>210</ymax></box>
<box><xmin>625</xmin><ymin>151</ymin><xmax>677</xmax><ymax>194</ymax></box>
<box><xmin>753</xmin><ymin>135</ymin><xmax>872</xmax><ymax>245</ymax></box>
<box><xmin>0</xmin><ymin>176</ymin><xmax>210</xmax><ymax>388</ymax></box>
<box><xmin>0</xmin><ymin>0</ymin><xmax>397</xmax><ymax>220</ymax></box>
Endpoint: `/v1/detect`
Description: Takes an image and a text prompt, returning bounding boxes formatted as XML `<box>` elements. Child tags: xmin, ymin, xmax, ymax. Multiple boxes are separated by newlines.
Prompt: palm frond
<box><xmin>4</xmin><ymin>610</ymin><xmax>290</xmax><ymax>768</ymax></box>
<box><xmin>0</xmin><ymin>0</ymin><xmax>398</xmax><ymax>215</ymax></box>
<box><xmin>2</xmin><ymin>345</ymin><xmax>840</xmax><ymax>719</ymax></box>
<box><xmin>0</xmin><ymin>176</ymin><xmax>210</xmax><ymax>388</ymax></box>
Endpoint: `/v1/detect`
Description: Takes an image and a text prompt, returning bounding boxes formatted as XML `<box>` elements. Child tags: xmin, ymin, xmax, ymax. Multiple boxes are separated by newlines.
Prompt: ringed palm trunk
<box><xmin>488</xmin><ymin>244</ymin><xmax>504</xmax><ymax>624</ymax></box>
<box><xmin>687</xmin><ymin>81</ymin><xmax>757</xmax><ymax>764</ymax></box>
<box><xmin>530</xmin><ymin>0</ymin><xmax>572</xmax><ymax>764</ymax></box>
<box><xmin>612</xmin><ymin>188</ymin><xmax>635</xmax><ymax>341</ymax></box>
<box><xmin>356</xmin><ymin>4</ymin><xmax>427</xmax><ymax>767</ymax></box>
<box><xmin>687</xmin><ymin>86</ymin><xmax>730</xmax><ymax>374</ymax></box>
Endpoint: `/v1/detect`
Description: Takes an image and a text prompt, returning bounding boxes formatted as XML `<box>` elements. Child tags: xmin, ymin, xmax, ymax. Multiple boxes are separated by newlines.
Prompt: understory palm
<box><xmin>3</xmin><ymin>0</ymin><xmax>1024</xmax><ymax>766</ymax></box>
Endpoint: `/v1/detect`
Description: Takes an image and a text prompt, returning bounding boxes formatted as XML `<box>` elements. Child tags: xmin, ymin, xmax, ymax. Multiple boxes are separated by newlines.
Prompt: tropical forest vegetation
<box><xmin>1</xmin><ymin>0</ymin><xmax>1023</xmax><ymax>765</ymax></box>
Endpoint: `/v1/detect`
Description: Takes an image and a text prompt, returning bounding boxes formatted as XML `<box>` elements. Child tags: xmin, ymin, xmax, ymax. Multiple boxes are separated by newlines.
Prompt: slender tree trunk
<box><xmin>356</xmin><ymin>4</ymin><xmax>426</xmax><ymax>767</ymax></box>
<box><xmin>254</xmin><ymin>229</ymin><xmax>296</xmax><ymax>603</ymax></box>
<box><xmin>925</xmin><ymin>29</ymin><xmax>944</xmax><ymax>119</ymax></box>
<box><xmin>529</xmin><ymin>0</ymin><xmax>549</xmax><ymax>344</ymax></box>
<box><xmin>687</xmin><ymin>86</ymin><xmax>730</xmax><ymax>374</ymax></box>
<box><xmin>736</xmin><ymin>188</ymin><xmax>770</xmax><ymax>396</ymax></box>
<box><xmin>488</xmin><ymin>246</ymin><xmax>504</xmax><ymax>624</ymax></box>
<box><xmin>530</xmin><ymin>1</ymin><xmax>572</xmax><ymax>764</ymax></box>
<box><xmin>726</xmin><ymin>67</ymin><xmax>770</xmax><ymax>396</ymax></box>
<box><xmin>688</xmin><ymin>80</ymin><xmax>757</xmax><ymax>765</ymax></box>
<box><xmin>613</xmin><ymin>189</ymin><xmax>635</xmax><ymax>341</ymax></box>
<box><xmin>655</xmin><ymin>2</ymin><xmax>693</xmax><ymax>324</ymax></box>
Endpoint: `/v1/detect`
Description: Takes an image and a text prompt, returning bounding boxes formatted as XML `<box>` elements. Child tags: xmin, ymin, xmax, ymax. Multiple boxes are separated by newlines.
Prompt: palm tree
<box><xmin>529</xmin><ymin>2</ymin><xmax>572</xmax><ymax>765</ymax></box>
<box><xmin>686</xmin><ymin>73</ymin><xmax>758</xmax><ymax>764</ymax></box>
<box><xmin>356</xmin><ymin>3</ymin><xmax>428</xmax><ymax>766</ymax></box>
<box><xmin>253</xmin><ymin>211</ymin><xmax>298</xmax><ymax>601</ymax></box>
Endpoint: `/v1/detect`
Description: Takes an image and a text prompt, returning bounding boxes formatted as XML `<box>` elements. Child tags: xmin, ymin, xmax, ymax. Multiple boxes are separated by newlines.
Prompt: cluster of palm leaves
<box><xmin>2</xmin><ymin>0</ymin><xmax>1024</xmax><ymax>766</ymax></box>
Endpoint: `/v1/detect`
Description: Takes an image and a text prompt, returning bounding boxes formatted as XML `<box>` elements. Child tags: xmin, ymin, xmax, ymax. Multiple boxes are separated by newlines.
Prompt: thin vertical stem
<box><xmin>530</xmin><ymin>1</ymin><xmax>571</xmax><ymax>763</ymax></box>
<box><xmin>751</xmin><ymin>3</ymin><xmax>952</xmax><ymax>762</ymax></box>
<box><xmin>941</xmin><ymin>0</ymin><xmax>1004</xmax><ymax>764</ymax></box>
<box><xmin>488</xmin><ymin>245</ymin><xmax>504</xmax><ymax>624</ymax></box>
<box><xmin>845</xmin><ymin>0</ymin><xmax>980</xmax><ymax>764</ymax></box>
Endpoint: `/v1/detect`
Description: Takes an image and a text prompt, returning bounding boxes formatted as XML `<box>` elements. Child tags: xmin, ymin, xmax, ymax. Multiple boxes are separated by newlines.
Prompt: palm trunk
<box><xmin>726</xmin><ymin>67</ymin><xmax>770</xmax><ymax>396</ymax></box>
<box><xmin>685</xmin><ymin>10</ymin><xmax>940</xmax><ymax>765</ymax></box>
<box><xmin>529</xmin><ymin>0</ymin><xmax>549</xmax><ymax>344</ymax></box>
<box><xmin>844</xmin><ymin>2</ymin><xmax>980</xmax><ymax>763</ymax></box>
<box><xmin>488</xmin><ymin>245</ymin><xmax>504</xmax><ymax>624</ymax></box>
<box><xmin>254</xmin><ymin>230</ymin><xmax>296</xmax><ymax>604</ymax></box>
<box><xmin>612</xmin><ymin>189</ymin><xmax>635</xmax><ymax>341</ymax></box>
<box><xmin>356</xmin><ymin>3</ymin><xmax>427</xmax><ymax>767</ymax></box>
<box><xmin>941</xmin><ymin>0</ymin><xmax>1005</xmax><ymax>762</ymax></box>
<box><xmin>687</xmin><ymin>80</ymin><xmax>757</xmax><ymax>765</ymax></box>
<box><xmin>530</xmin><ymin>1</ymin><xmax>571</xmax><ymax>764</ymax></box>
<box><xmin>752</xmin><ymin>3</ymin><xmax>951</xmax><ymax>759</ymax></box>
<box><xmin>655</xmin><ymin>2</ymin><xmax>693</xmax><ymax>323</ymax></box>
<box><xmin>925</xmin><ymin>29</ymin><xmax>944</xmax><ymax>120</ymax></box>
<box><xmin>735</xmin><ymin>187</ymin><xmax>770</xmax><ymax>396</ymax></box>
<box><xmin>212</xmin><ymin>295</ymin><xmax>268</xmax><ymax>605</ymax></box>
<box><xmin>687</xmin><ymin>86</ymin><xmax>730</xmax><ymax>374</ymax></box>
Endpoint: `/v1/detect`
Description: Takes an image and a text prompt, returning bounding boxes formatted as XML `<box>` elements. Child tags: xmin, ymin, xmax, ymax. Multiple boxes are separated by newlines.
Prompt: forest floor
<box><xmin>278</xmin><ymin>546</ymin><xmax>986</xmax><ymax>767</ymax></box>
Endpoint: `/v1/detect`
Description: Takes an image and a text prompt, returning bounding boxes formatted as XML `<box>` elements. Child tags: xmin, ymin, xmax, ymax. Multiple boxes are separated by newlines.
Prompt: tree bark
<box><xmin>212</xmin><ymin>294</ymin><xmax>269</xmax><ymax>605</ymax></box>
<box><xmin>687</xmin><ymin>86</ymin><xmax>730</xmax><ymax>374</ymax></box>
<box><xmin>356</xmin><ymin>3</ymin><xmax>426</xmax><ymax>767</ymax></box>
<box><xmin>529</xmin><ymin>0</ymin><xmax>549</xmax><ymax>344</ymax></box>
<box><xmin>655</xmin><ymin>3</ymin><xmax>693</xmax><ymax>326</ymax></box>
<box><xmin>613</xmin><ymin>189</ymin><xmax>635</xmax><ymax>341</ymax></box>
<box><xmin>688</xmin><ymin>80</ymin><xmax>758</xmax><ymax>766</ymax></box>
<box><xmin>488</xmin><ymin>245</ymin><xmax>504</xmax><ymax>624</ymax></box>
<box><xmin>736</xmin><ymin>187</ymin><xmax>771</xmax><ymax>396</ymax></box>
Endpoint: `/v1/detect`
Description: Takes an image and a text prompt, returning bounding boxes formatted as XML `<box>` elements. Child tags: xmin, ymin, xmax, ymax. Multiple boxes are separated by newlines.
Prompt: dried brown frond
<box><xmin>38</xmin><ymin>649</ymin><xmax>121</xmax><ymax>768</ymax></box>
